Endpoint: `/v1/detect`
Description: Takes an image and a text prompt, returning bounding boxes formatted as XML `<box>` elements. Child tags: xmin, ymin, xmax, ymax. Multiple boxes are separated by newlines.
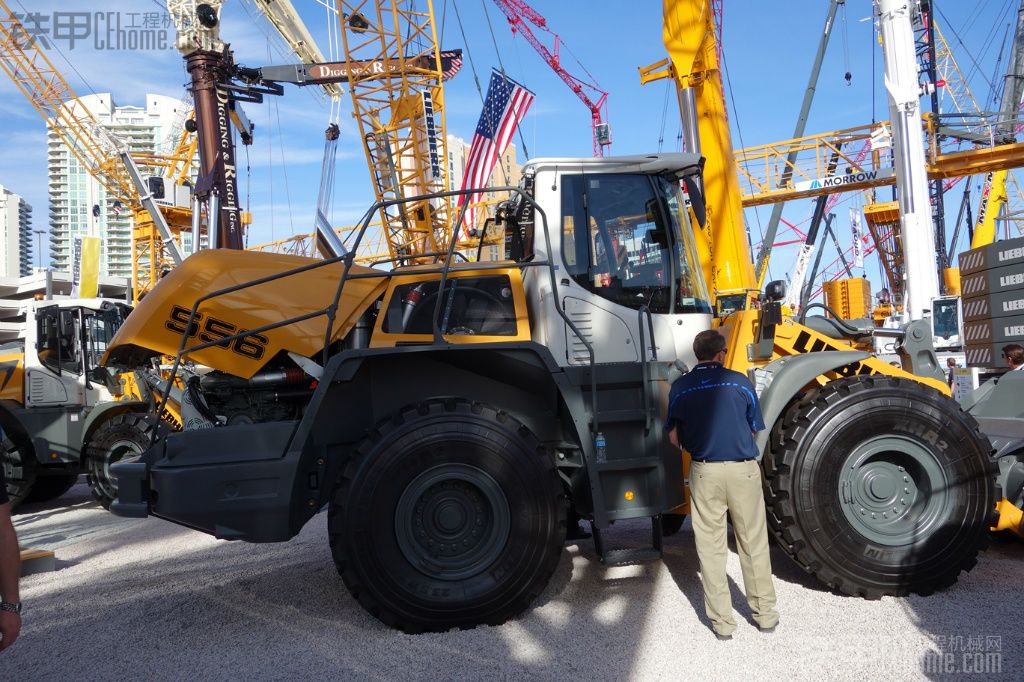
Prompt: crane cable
<box><xmin>841</xmin><ymin>0</ymin><xmax>852</xmax><ymax>85</ymax></box>
<box><xmin>720</xmin><ymin>25</ymin><xmax>770</xmax><ymax>280</ymax></box>
<box><xmin>480</xmin><ymin>0</ymin><xmax>530</xmax><ymax>164</ymax></box>
<box><xmin>657</xmin><ymin>78</ymin><xmax>671</xmax><ymax>153</ymax></box>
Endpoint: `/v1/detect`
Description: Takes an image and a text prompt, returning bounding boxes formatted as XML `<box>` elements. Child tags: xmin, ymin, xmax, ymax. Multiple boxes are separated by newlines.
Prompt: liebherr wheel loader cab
<box><xmin>106</xmin><ymin>153</ymin><xmax>995</xmax><ymax>632</ymax></box>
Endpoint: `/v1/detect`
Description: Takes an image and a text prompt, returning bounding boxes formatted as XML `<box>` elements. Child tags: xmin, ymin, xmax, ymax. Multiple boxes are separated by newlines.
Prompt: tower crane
<box><xmin>334</xmin><ymin>0</ymin><xmax>453</xmax><ymax>261</ymax></box>
<box><xmin>167</xmin><ymin>0</ymin><xmax>460</xmax><ymax>262</ymax></box>
<box><xmin>490</xmin><ymin>0</ymin><xmax>610</xmax><ymax>157</ymax></box>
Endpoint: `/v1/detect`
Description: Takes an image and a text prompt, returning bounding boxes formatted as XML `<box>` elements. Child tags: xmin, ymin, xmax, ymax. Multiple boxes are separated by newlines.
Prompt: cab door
<box><xmin>558</xmin><ymin>173</ymin><xmax>680</xmax><ymax>365</ymax></box>
<box><xmin>27</xmin><ymin>306</ymin><xmax>85</xmax><ymax>407</ymax></box>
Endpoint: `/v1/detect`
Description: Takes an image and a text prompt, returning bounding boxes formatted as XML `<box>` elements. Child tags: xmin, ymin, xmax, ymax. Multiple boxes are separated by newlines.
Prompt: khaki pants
<box><xmin>689</xmin><ymin>459</ymin><xmax>779</xmax><ymax>635</ymax></box>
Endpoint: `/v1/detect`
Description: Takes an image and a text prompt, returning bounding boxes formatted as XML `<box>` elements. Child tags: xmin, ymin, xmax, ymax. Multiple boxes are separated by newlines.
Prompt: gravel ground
<box><xmin>6</xmin><ymin>480</ymin><xmax>1022</xmax><ymax>681</ymax></box>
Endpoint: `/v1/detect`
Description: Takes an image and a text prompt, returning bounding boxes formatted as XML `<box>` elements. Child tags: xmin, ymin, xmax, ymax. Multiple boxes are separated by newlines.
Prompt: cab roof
<box><xmin>522</xmin><ymin>153</ymin><xmax>703</xmax><ymax>179</ymax></box>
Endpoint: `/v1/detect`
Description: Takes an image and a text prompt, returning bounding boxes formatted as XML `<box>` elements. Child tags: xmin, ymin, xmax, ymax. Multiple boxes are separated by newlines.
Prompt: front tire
<box><xmin>1</xmin><ymin>436</ymin><xmax>36</xmax><ymax>510</ymax></box>
<box><xmin>764</xmin><ymin>376</ymin><xmax>996</xmax><ymax>598</ymax></box>
<box><xmin>329</xmin><ymin>399</ymin><xmax>566</xmax><ymax>632</ymax></box>
<box><xmin>85</xmin><ymin>414</ymin><xmax>160</xmax><ymax>509</ymax></box>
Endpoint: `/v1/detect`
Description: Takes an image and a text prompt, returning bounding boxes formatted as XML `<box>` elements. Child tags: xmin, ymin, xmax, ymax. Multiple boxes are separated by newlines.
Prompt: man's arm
<box><xmin>0</xmin><ymin>502</ymin><xmax>21</xmax><ymax>652</ymax></box>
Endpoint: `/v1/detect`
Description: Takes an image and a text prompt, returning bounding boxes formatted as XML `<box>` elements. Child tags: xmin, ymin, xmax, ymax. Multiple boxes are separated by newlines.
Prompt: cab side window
<box><xmin>37</xmin><ymin>308</ymin><xmax>82</xmax><ymax>375</ymax></box>
<box><xmin>382</xmin><ymin>275</ymin><xmax>518</xmax><ymax>337</ymax></box>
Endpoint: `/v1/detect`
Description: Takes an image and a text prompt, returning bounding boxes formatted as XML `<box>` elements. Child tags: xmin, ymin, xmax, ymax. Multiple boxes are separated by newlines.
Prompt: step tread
<box><xmin>600</xmin><ymin>548</ymin><xmax>662</xmax><ymax>565</ymax></box>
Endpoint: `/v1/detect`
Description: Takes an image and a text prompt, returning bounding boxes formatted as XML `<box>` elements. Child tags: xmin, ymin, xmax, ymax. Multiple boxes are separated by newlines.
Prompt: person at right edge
<box><xmin>0</xmin><ymin>452</ymin><xmax>22</xmax><ymax>652</ymax></box>
<box><xmin>666</xmin><ymin>329</ymin><xmax>779</xmax><ymax>641</ymax></box>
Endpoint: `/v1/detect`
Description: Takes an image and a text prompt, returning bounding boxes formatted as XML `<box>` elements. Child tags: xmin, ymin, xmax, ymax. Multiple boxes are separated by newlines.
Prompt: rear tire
<box><xmin>329</xmin><ymin>399</ymin><xmax>566</xmax><ymax>632</ymax></box>
<box><xmin>1</xmin><ymin>436</ymin><xmax>35</xmax><ymax>510</ymax></box>
<box><xmin>23</xmin><ymin>473</ymin><xmax>79</xmax><ymax>504</ymax></box>
<box><xmin>764</xmin><ymin>375</ymin><xmax>996</xmax><ymax>598</ymax></box>
<box><xmin>85</xmin><ymin>414</ymin><xmax>160</xmax><ymax>509</ymax></box>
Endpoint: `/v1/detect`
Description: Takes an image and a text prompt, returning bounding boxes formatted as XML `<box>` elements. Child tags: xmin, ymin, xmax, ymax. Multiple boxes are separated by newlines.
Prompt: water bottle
<box><xmin>595</xmin><ymin>432</ymin><xmax>607</xmax><ymax>464</ymax></box>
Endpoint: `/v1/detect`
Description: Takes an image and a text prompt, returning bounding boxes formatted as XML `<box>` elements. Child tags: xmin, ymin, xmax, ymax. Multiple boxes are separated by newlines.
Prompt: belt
<box><xmin>690</xmin><ymin>458</ymin><xmax>756</xmax><ymax>464</ymax></box>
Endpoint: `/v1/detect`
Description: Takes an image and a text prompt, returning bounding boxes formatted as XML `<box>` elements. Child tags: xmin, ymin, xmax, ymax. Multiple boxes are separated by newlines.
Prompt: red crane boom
<box><xmin>491</xmin><ymin>0</ymin><xmax>611</xmax><ymax>156</ymax></box>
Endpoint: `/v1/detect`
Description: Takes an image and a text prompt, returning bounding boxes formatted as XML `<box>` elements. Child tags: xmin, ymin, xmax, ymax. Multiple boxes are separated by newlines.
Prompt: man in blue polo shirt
<box><xmin>667</xmin><ymin>329</ymin><xmax>779</xmax><ymax>641</ymax></box>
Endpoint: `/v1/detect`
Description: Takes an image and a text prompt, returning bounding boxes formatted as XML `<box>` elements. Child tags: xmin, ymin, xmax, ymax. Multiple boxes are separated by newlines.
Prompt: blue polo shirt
<box><xmin>666</xmin><ymin>362</ymin><xmax>765</xmax><ymax>462</ymax></box>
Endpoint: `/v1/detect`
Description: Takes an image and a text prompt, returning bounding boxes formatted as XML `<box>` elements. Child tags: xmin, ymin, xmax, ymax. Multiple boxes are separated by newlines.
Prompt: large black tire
<box><xmin>1</xmin><ymin>435</ymin><xmax>35</xmax><ymax>510</ymax></box>
<box><xmin>23</xmin><ymin>474</ymin><xmax>79</xmax><ymax>504</ymax></box>
<box><xmin>329</xmin><ymin>399</ymin><xmax>566</xmax><ymax>632</ymax></box>
<box><xmin>85</xmin><ymin>413</ymin><xmax>161</xmax><ymax>509</ymax></box>
<box><xmin>764</xmin><ymin>375</ymin><xmax>996</xmax><ymax>598</ymax></box>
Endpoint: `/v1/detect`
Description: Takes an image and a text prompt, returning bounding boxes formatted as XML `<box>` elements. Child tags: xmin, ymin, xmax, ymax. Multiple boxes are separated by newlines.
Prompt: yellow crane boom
<box><xmin>640</xmin><ymin>0</ymin><xmax>756</xmax><ymax>306</ymax></box>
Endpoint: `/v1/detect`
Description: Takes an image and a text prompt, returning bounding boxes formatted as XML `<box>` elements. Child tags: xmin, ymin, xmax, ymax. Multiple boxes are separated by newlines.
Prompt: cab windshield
<box><xmin>560</xmin><ymin>172</ymin><xmax>711</xmax><ymax>314</ymax></box>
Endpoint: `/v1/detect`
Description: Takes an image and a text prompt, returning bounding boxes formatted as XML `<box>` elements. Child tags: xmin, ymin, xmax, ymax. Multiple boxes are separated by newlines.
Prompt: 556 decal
<box><xmin>164</xmin><ymin>305</ymin><xmax>269</xmax><ymax>360</ymax></box>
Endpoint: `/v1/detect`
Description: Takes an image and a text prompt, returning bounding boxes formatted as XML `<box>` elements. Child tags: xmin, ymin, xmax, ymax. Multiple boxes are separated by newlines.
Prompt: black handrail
<box><xmin>152</xmin><ymin>184</ymin><xmax>601</xmax><ymax>448</ymax></box>
<box><xmin>636</xmin><ymin>305</ymin><xmax>658</xmax><ymax>431</ymax></box>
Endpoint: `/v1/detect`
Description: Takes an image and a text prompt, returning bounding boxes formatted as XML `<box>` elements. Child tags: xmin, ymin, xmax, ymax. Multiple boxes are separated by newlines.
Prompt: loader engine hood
<box><xmin>103</xmin><ymin>249</ymin><xmax>387</xmax><ymax>379</ymax></box>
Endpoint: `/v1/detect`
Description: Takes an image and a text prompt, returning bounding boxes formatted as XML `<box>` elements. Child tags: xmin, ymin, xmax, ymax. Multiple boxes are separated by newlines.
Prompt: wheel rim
<box><xmin>838</xmin><ymin>435</ymin><xmax>950</xmax><ymax>547</ymax></box>
<box><xmin>99</xmin><ymin>438</ymin><xmax>145</xmax><ymax>497</ymax></box>
<box><xmin>394</xmin><ymin>463</ymin><xmax>511</xmax><ymax>581</ymax></box>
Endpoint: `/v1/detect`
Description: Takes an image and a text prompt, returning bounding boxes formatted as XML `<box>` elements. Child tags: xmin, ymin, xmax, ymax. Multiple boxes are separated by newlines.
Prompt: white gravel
<box><xmin>6</xmin><ymin>480</ymin><xmax>1022</xmax><ymax>681</ymax></box>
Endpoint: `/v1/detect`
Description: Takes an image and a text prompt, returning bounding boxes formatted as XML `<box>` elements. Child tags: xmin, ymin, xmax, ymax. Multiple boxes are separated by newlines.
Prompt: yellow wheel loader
<box><xmin>0</xmin><ymin>298</ymin><xmax>187</xmax><ymax>510</ymax></box>
<box><xmin>104</xmin><ymin>154</ymin><xmax>996</xmax><ymax>632</ymax></box>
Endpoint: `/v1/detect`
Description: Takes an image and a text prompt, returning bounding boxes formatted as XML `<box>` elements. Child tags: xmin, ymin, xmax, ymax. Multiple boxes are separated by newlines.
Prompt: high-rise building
<box><xmin>48</xmin><ymin>93</ymin><xmax>190</xmax><ymax>278</ymax></box>
<box><xmin>0</xmin><ymin>185</ymin><xmax>33</xmax><ymax>277</ymax></box>
<box><xmin>446</xmin><ymin>135</ymin><xmax>522</xmax><ymax>261</ymax></box>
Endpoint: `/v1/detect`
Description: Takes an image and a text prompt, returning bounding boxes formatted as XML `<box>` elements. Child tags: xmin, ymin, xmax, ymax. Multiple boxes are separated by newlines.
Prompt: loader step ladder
<box><xmin>591</xmin><ymin>516</ymin><xmax>664</xmax><ymax>565</ymax></box>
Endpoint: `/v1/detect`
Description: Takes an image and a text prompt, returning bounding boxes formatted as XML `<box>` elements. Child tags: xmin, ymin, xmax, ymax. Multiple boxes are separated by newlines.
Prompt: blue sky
<box><xmin>1</xmin><ymin>1</ymin><xmax>1018</xmax><ymax>294</ymax></box>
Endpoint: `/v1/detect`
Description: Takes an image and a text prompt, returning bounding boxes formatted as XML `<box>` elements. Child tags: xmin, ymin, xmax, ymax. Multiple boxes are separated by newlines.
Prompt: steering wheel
<box><xmin>404</xmin><ymin>286</ymin><xmax>508</xmax><ymax>335</ymax></box>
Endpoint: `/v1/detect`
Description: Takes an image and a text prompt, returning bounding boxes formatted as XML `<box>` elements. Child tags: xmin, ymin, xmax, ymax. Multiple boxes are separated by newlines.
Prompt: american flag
<box><xmin>457</xmin><ymin>70</ymin><xmax>534</xmax><ymax>235</ymax></box>
<box><xmin>440</xmin><ymin>50</ymin><xmax>463</xmax><ymax>81</ymax></box>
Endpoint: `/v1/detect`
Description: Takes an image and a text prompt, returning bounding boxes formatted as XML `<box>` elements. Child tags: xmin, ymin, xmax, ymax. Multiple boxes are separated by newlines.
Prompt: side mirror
<box><xmin>765</xmin><ymin>280</ymin><xmax>786</xmax><ymax>302</ymax></box>
<box><xmin>682</xmin><ymin>176</ymin><xmax>706</xmax><ymax>228</ymax></box>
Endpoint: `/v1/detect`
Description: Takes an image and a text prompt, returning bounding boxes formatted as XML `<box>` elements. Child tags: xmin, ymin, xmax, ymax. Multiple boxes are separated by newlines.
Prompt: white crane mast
<box><xmin>875</xmin><ymin>0</ymin><xmax>941</xmax><ymax>321</ymax></box>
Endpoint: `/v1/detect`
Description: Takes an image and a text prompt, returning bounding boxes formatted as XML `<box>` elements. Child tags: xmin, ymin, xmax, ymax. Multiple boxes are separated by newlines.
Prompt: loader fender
<box><xmin>81</xmin><ymin>400</ymin><xmax>148</xmax><ymax>446</ymax></box>
<box><xmin>295</xmin><ymin>343</ymin><xmax>581</xmax><ymax>516</ymax></box>
<box><xmin>754</xmin><ymin>350</ymin><xmax>871</xmax><ymax>459</ymax></box>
